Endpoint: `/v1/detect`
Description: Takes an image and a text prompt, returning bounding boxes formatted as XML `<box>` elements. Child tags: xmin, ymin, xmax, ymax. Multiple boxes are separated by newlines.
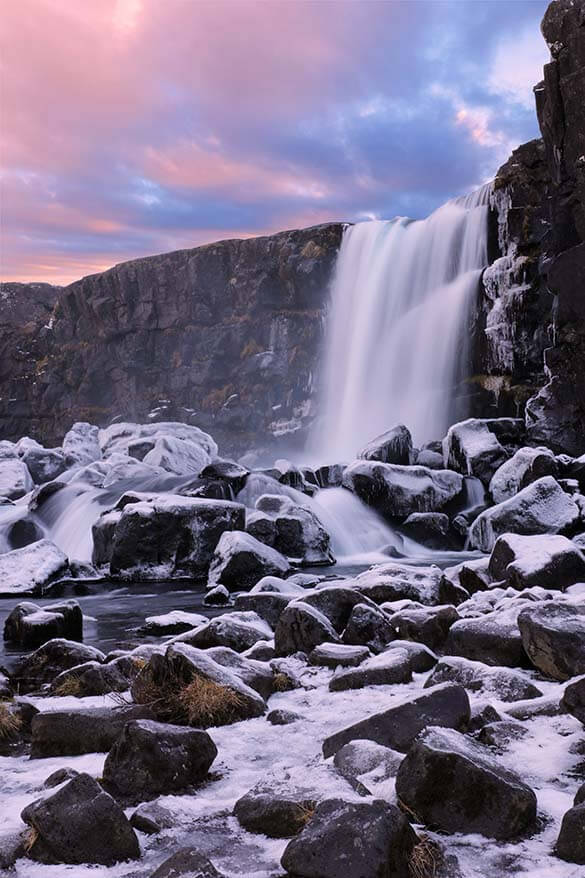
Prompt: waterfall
<box><xmin>309</xmin><ymin>184</ymin><xmax>491</xmax><ymax>462</ymax></box>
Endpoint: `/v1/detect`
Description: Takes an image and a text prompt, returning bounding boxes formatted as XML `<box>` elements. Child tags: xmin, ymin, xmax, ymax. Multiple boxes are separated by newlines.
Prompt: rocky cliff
<box><xmin>0</xmin><ymin>225</ymin><xmax>343</xmax><ymax>456</ymax></box>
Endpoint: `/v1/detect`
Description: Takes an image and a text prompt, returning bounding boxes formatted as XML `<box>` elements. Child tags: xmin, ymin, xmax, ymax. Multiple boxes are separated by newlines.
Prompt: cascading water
<box><xmin>309</xmin><ymin>184</ymin><xmax>491</xmax><ymax>462</ymax></box>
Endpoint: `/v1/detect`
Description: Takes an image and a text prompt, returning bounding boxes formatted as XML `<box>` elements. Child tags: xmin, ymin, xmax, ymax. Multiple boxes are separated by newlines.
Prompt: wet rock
<box><xmin>322</xmin><ymin>682</ymin><xmax>470</xmax><ymax>758</ymax></box>
<box><xmin>329</xmin><ymin>648</ymin><xmax>412</xmax><ymax>692</ymax></box>
<box><xmin>301</xmin><ymin>586</ymin><xmax>379</xmax><ymax>633</ymax></box>
<box><xmin>30</xmin><ymin>704</ymin><xmax>155</xmax><ymax>757</ymax></box>
<box><xmin>267</xmin><ymin>708</ymin><xmax>303</xmax><ymax>725</ymax></box>
<box><xmin>489</xmin><ymin>446</ymin><xmax>558</xmax><ymax>504</ymax></box>
<box><xmin>4</xmin><ymin>599</ymin><xmax>82</xmax><ymax>648</ymax></box>
<box><xmin>0</xmin><ymin>458</ymin><xmax>33</xmax><ymax>499</ymax></box>
<box><xmin>280</xmin><ymin>798</ymin><xmax>417</xmax><ymax>878</ymax></box>
<box><xmin>444</xmin><ymin>611</ymin><xmax>528</xmax><ymax>668</ymax></box>
<box><xmin>13</xmin><ymin>638</ymin><xmax>106</xmax><ymax>693</ymax></box>
<box><xmin>234</xmin><ymin>592</ymin><xmax>292</xmax><ymax>627</ymax></box>
<box><xmin>556</xmin><ymin>803</ymin><xmax>585</xmax><ymax>865</ymax></box>
<box><xmin>275</xmin><ymin>601</ymin><xmax>340</xmax><ymax>656</ymax></box>
<box><xmin>401</xmin><ymin>512</ymin><xmax>451</xmax><ymax>549</ymax></box>
<box><xmin>21</xmin><ymin>772</ymin><xmax>139</xmax><ymax>865</ymax></box>
<box><xmin>562</xmin><ymin>675</ymin><xmax>585</xmax><ymax>724</ymax></box>
<box><xmin>22</xmin><ymin>447</ymin><xmax>67</xmax><ymax>484</ymax></box>
<box><xmin>179</xmin><ymin>611</ymin><xmax>272</xmax><ymax>652</ymax></box>
<box><xmin>469</xmin><ymin>477</ymin><xmax>581</xmax><ymax>552</ymax></box>
<box><xmin>442</xmin><ymin>419</ymin><xmax>511</xmax><ymax>484</ymax></box>
<box><xmin>425</xmin><ymin>656</ymin><xmax>542</xmax><ymax>702</ymax></box>
<box><xmin>477</xmin><ymin>720</ymin><xmax>529</xmax><ymax>750</ymax></box>
<box><xmin>342</xmin><ymin>602</ymin><xmax>395</xmax><ymax>653</ymax></box>
<box><xmin>43</xmin><ymin>767</ymin><xmax>80</xmax><ymax>788</ymax></box>
<box><xmin>234</xmin><ymin>784</ymin><xmax>317</xmax><ymax>837</ymax></box>
<box><xmin>342</xmin><ymin>460</ymin><xmax>463</xmax><ymax>519</ymax></box>
<box><xmin>358</xmin><ymin>424</ymin><xmax>413</xmax><ymax>465</ymax></box>
<box><xmin>488</xmin><ymin>532</ymin><xmax>585</xmax><ymax>590</ymax></box>
<box><xmin>149</xmin><ymin>848</ymin><xmax>225</xmax><ymax>878</ymax></box>
<box><xmin>103</xmin><ymin>719</ymin><xmax>217</xmax><ymax>803</ymax></box>
<box><xmin>208</xmin><ymin>530</ymin><xmax>290</xmax><ymax>591</ymax></box>
<box><xmin>139</xmin><ymin>610</ymin><xmax>208</xmax><ymax>636</ymax></box>
<box><xmin>204</xmin><ymin>646</ymin><xmax>274</xmax><ymax>700</ymax></box>
<box><xmin>388</xmin><ymin>605</ymin><xmax>459</xmax><ymax>651</ymax></box>
<box><xmin>255</xmin><ymin>494</ymin><xmax>335</xmax><ymax>565</ymax></box>
<box><xmin>203</xmin><ymin>585</ymin><xmax>231</xmax><ymax>606</ymax></box>
<box><xmin>518</xmin><ymin>602</ymin><xmax>585</xmax><ymax>680</ymax></box>
<box><xmin>0</xmin><ymin>539</ymin><xmax>69</xmax><ymax>597</ymax></box>
<box><xmin>309</xmin><ymin>643</ymin><xmax>371</xmax><ymax>668</ymax></box>
<box><xmin>396</xmin><ymin>726</ymin><xmax>537</xmax><ymax>839</ymax></box>
<box><xmin>443</xmin><ymin>557</ymin><xmax>491</xmax><ymax>595</ymax></box>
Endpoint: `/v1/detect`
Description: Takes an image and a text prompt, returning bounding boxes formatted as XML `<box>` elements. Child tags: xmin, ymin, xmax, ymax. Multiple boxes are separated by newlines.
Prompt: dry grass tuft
<box><xmin>294</xmin><ymin>801</ymin><xmax>317</xmax><ymax>830</ymax></box>
<box><xmin>409</xmin><ymin>836</ymin><xmax>441</xmax><ymax>878</ymax></box>
<box><xmin>272</xmin><ymin>672</ymin><xmax>296</xmax><ymax>692</ymax></box>
<box><xmin>0</xmin><ymin>702</ymin><xmax>22</xmax><ymax>742</ymax></box>
<box><xmin>132</xmin><ymin>664</ymin><xmax>245</xmax><ymax>728</ymax></box>
<box><xmin>23</xmin><ymin>826</ymin><xmax>39</xmax><ymax>854</ymax></box>
<box><xmin>54</xmin><ymin>675</ymin><xmax>84</xmax><ymax>697</ymax></box>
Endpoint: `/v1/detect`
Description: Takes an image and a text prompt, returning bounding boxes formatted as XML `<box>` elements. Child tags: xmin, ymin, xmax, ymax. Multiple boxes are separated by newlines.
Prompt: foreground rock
<box><xmin>0</xmin><ymin>540</ymin><xmax>69</xmax><ymax>596</ymax></box>
<box><xmin>556</xmin><ymin>803</ymin><xmax>585</xmax><ymax>864</ymax></box>
<box><xmin>31</xmin><ymin>705</ymin><xmax>155</xmax><ymax>757</ymax></box>
<box><xmin>180</xmin><ymin>611</ymin><xmax>272</xmax><ymax>652</ymax></box>
<box><xmin>103</xmin><ymin>719</ymin><xmax>217</xmax><ymax>802</ymax></box>
<box><xmin>396</xmin><ymin>726</ymin><xmax>537</xmax><ymax>839</ymax></box>
<box><xmin>329</xmin><ymin>649</ymin><xmax>412</xmax><ymax>692</ymax></box>
<box><xmin>425</xmin><ymin>656</ymin><xmax>542</xmax><ymax>702</ymax></box>
<box><xmin>342</xmin><ymin>461</ymin><xmax>463</xmax><ymax>519</ymax></box>
<box><xmin>488</xmin><ymin>532</ymin><xmax>585</xmax><ymax>590</ymax></box>
<box><xmin>21</xmin><ymin>772</ymin><xmax>139</xmax><ymax>865</ymax></box>
<box><xmin>469</xmin><ymin>477</ymin><xmax>581</xmax><ymax>552</ymax></box>
<box><xmin>518</xmin><ymin>602</ymin><xmax>585</xmax><ymax>680</ymax></box>
<box><xmin>3</xmin><ymin>599</ymin><xmax>82</xmax><ymax>648</ymax></box>
<box><xmin>275</xmin><ymin>601</ymin><xmax>340</xmax><ymax>656</ymax></box>
<box><xmin>13</xmin><ymin>638</ymin><xmax>106</xmax><ymax>693</ymax></box>
<box><xmin>234</xmin><ymin>784</ymin><xmax>318</xmax><ymax>838</ymax></box>
<box><xmin>280</xmin><ymin>798</ymin><xmax>417</xmax><ymax>878</ymax></box>
<box><xmin>444</xmin><ymin>610</ymin><xmax>527</xmax><ymax>668</ymax></box>
<box><xmin>208</xmin><ymin>530</ymin><xmax>290</xmax><ymax>591</ymax></box>
<box><xmin>322</xmin><ymin>682</ymin><xmax>470</xmax><ymax>758</ymax></box>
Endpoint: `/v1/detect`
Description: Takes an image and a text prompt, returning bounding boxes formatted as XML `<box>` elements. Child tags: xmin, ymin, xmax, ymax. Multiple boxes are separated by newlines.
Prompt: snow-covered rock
<box><xmin>469</xmin><ymin>477</ymin><xmax>581</xmax><ymax>552</ymax></box>
<box><xmin>342</xmin><ymin>460</ymin><xmax>463</xmax><ymax>519</ymax></box>
<box><xmin>255</xmin><ymin>494</ymin><xmax>334</xmax><ymax>566</ymax></box>
<box><xmin>0</xmin><ymin>539</ymin><xmax>68</xmax><ymax>596</ymax></box>
<box><xmin>99</xmin><ymin>422</ymin><xmax>217</xmax><ymax>470</ymax></box>
<box><xmin>443</xmin><ymin>418</ymin><xmax>510</xmax><ymax>484</ymax></box>
<box><xmin>489</xmin><ymin>446</ymin><xmax>557</xmax><ymax>504</ymax></box>
<box><xmin>208</xmin><ymin>531</ymin><xmax>290</xmax><ymax>592</ymax></box>
<box><xmin>22</xmin><ymin>447</ymin><xmax>66</xmax><ymax>484</ymax></box>
<box><xmin>0</xmin><ymin>458</ymin><xmax>33</xmax><ymax>499</ymax></box>
<box><xmin>488</xmin><ymin>532</ymin><xmax>585</xmax><ymax>590</ymax></box>
<box><xmin>63</xmin><ymin>422</ymin><xmax>101</xmax><ymax>467</ymax></box>
<box><xmin>357</xmin><ymin>424</ymin><xmax>413</xmax><ymax>465</ymax></box>
<box><xmin>518</xmin><ymin>602</ymin><xmax>585</xmax><ymax>680</ymax></box>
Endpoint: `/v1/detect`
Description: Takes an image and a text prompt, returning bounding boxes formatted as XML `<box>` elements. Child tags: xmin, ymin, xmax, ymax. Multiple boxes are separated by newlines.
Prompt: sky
<box><xmin>1</xmin><ymin>0</ymin><xmax>550</xmax><ymax>285</ymax></box>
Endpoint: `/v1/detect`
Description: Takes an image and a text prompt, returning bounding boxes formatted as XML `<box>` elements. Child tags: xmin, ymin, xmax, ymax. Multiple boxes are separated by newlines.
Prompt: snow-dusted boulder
<box><xmin>444</xmin><ymin>605</ymin><xmax>528</xmax><ymax>668</ymax></box>
<box><xmin>63</xmin><ymin>422</ymin><xmax>101</xmax><ymax>467</ymax></box>
<box><xmin>143</xmin><ymin>435</ymin><xmax>210</xmax><ymax>476</ymax></box>
<box><xmin>357</xmin><ymin>424</ymin><xmax>413</xmax><ymax>465</ymax></box>
<box><xmin>354</xmin><ymin>561</ymin><xmax>455</xmax><ymax>606</ymax></box>
<box><xmin>92</xmin><ymin>494</ymin><xmax>245</xmax><ymax>579</ymax></box>
<box><xmin>179</xmin><ymin>611</ymin><xmax>273</xmax><ymax>653</ymax></box>
<box><xmin>425</xmin><ymin>656</ymin><xmax>542</xmax><ymax>702</ymax></box>
<box><xmin>208</xmin><ymin>531</ymin><xmax>290</xmax><ymax>592</ymax></box>
<box><xmin>99</xmin><ymin>422</ymin><xmax>217</xmax><ymax>470</ymax></box>
<box><xmin>342</xmin><ymin>461</ymin><xmax>463</xmax><ymax>519</ymax></box>
<box><xmin>274</xmin><ymin>601</ymin><xmax>340</xmax><ymax>656</ymax></box>
<box><xmin>443</xmin><ymin>418</ymin><xmax>509</xmax><ymax>484</ymax></box>
<box><xmin>0</xmin><ymin>539</ymin><xmax>68</xmax><ymax>596</ymax></box>
<box><xmin>139</xmin><ymin>610</ymin><xmax>208</xmax><ymax>636</ymax></box>
<box><xmin>518</xmin><ymin>602</ymin><xmax>585</xmax><ymax>680</ymax></box>
<box><xmin>469</xmin><ymin>477</ymin><xmax>581</xmax><ymax>552</ymax></box>
<box><xmin>22</xmin><ymin>447</ymin><xmax>66</xmax><ymax>484</ymax></box>
<box><xmin>4</xmin><ymin>599</ymin><xmax>82</xmax><ymax>648</ymax></box>
<box><xmin>255</xmin><ymin>494</ymin><xmax>334</xmax><ymax>566</ymax></box>
<box><xmin>0</xmin><ymin>458</ymin><xmax>33</xmax><ymax>499</ymax></box>
<box><xmin>489</xmin><ymin>446</ymin><xmax>558</xmax><ymax>504</ymax></box>
<box><xmin>488</xmin><ymin>533</ymin><xmax>585</xmax><ymax>590</ymax></box>
<box><xmin>70</xmin><ymin>453</ymin><xmax>166</xmax><ymax>489</ymax></box>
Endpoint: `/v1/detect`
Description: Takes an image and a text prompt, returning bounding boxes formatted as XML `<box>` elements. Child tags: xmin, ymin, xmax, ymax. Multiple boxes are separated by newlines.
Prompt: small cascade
<box><xmin>310</xmin><ymin>487</ymin><xmax>403</xmax><ymax>559</ymax></box>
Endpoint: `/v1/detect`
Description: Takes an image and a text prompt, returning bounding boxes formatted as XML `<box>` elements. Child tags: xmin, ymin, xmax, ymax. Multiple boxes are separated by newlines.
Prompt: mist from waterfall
<box><xmin>309</xmin><ymin>184</ymin><xmax>491</xmax><ymax>462</ymax></box>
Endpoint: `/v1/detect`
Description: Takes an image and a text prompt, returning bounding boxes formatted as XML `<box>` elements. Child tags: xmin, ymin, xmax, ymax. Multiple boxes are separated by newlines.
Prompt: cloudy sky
<box><xmin>1</xmin><ymin>0</ymin><xmax>550</xmax><ymax>285</ymax></box>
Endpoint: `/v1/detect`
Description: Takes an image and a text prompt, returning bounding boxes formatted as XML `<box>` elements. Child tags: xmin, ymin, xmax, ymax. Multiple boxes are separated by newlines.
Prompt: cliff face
<box><xmin>0</xmin><ymin>225</ymin><xmax>343</xmax><ymax>455</ymax></box>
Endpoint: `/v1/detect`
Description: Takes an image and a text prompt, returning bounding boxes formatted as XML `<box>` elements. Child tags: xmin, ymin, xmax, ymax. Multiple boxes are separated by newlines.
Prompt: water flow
<box><xmin>310</xmin><ymin>184</ymin><xmax>491</xmax><ymax>461</ymax></box>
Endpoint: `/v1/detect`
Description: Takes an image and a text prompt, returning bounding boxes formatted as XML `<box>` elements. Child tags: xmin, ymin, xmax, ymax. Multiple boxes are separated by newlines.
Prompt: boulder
<box><xmin>200</xmin><ymin>458</ymin><xmax>249</xmax><ymax>494</ymax></box>
<box><xmin>342</xmin><ymin>460</ymin><xmax>463</xmax><ymax>519</ymax></box>
<box><xmin>103</xmin><ymin>719</ymin><xmax>217</xmax><ymax>802</ymax></box>
<box><xmin>358</xmin><ymin>424</ymin><xmax>413</xmax><ymax>465</ymax></box>
<box><xmin>14</xmin><ymin>638</ymin><xmax>106</xmax><ymax>693</ymax></box>
<box><xmin>0</xmin><ymin>539</ymin><xmax>69</xmax><ymax>596</ymax></box>
<box><xmin>204</xmin><ymin>584</ymin><xmax>231</xmax><ymax>606</ymax></box>
<box><xmin>469</xmin><ymin>477</ymin><xmax>581</xmax><ymax>552</ymax></box>
<box><xmin>384</xmin><ymin>640</ymin><xmax>437</xmax><ymax>672</ymax></box>
<box><xmin>301</xmin><ymin>586</ymin><xmax>379</xmax><ymax>632</ymax></box>
<box><xmin>63</xmin><ymin>422</ymin><xmax>101</xmax><ymax>467</ymax></box>
<box><xmin>395</xmin><ymin>726</ymin><xmax>537</xmax><ymax>839</ymax></box>
<box><xmin>489</xmin><ymin>446</ymin><xmax>558</xmax><ymax>504</ymax></box>
<box><xmin>245</xmin><ymin>509</ymin><xmax>277</xmax><ymax>546</ymax></box>
<box><xmin>424</xmin><ymin>656</ymin><xmax>542</xmax><ymax>702</ymax></box>
<box><xmin>143</xmin><ymin>435</ymin><xmax>212</xmax><ymax>476</ymax></box>
<box><xmin>140</xmin><ymin>610</ymin><xmax>208</xmax><ymax>636</ymax></box>
<box><xmin>0</xmin><ymin>458</ymin><xmax>33</xmax><ymax>499</ymax></box>
<box><xmin>562</xmin><ymin>675</ymin><xmax>585</xmax><ymax>724</ymax></box>
<box><xmin>97</xmin><ymin>494</ymin><xmax>245</xmax><ymax>579</ymax></box>
<box><xmin>322</xmin><ymin>682</ymin><xmax>470</xmax><ymax>758</ymax></box>
<box><xmin>442</xmin><ymin>418</ymin><xmax>509</xmax><ymax>484</ymax></box>
<box><xmin>21</xmin><ymin>772</ymin><xmax>139</xmax><ymax>865</ymax></box>
<box><xmin>556</xmin><ymin>803</ymin><xmax>585</xmax><ymax>864</ymax></box>
<box><xmin>234</xmin><ymin>784</ymin><xmax>318</xmax><ymax>837</ymax></box>
<box><xmin>3</xmin><ymin>599</ymin><xmax>82</xmax><ymax>648</ymax></box>
<box><xmin>50</xmin><ymin>655</ymin><xmax>142</xmax><ymax>697</ymax></box>
<box><xmin>255</xmin><ymin>494</ymin><xmax>334</xmax><ymax>565</ymax></box>
<box><xmin>205</xmin><ymin>646</ymin><xmax>274</xmax><ymax>700</ymax></box>
<box><xmin>309</xmin><ymin>643</ymin><xmax>371</xmax><ymax>668</ymax></box>
<box><xmin>43</xmin><ymin>767</ymin><xmax>80</xmax><ymax>788</ymax></box>
<box><xmin>22</xmin><ymin>447</ymin><xmax>67</xmax><ymax>484</ymax></box>
<box><xmin>280</xmin><ymin>798</ymin><xmax>417</xmax><ymax>878</ymax></box>
<box><xmin>444</xmin><ymin>610</ymin><xmax>528</xmax><ymax>668</ymax></box>
<box><xmin>267</xmin><ymin>708</ymin><xmax>303</xmax><ymax>725</ymax></box>
<box><xmin>401</xmin><ymin>512</ymin><xmax>451</xmax><ymax>549</ymax></box>
<box><xmin>518</xmin><ymin>602</ymin><xmax>585</xmax><ymax>680</ymax></box>
<box><xmin>387</xmin><ymin>605</ymin><xmax>459</xmax><ymax>651</ymax></box>
<box><xmin>333</xmin><ymin>740</ymin><xmax>403</xmax><ymax>789</ymax></box>
<box><xmin>30</xmin><ymin>705</ymin><xmax>155</xmax><ymax>757</ymax></box>
<box><xmin>234</xmin><ymin>592</ymin><xmax>292</xmax><ymax>627</ymax></box>
<box><xmin>342</xmin><ymin>603</ymin><xmax>396</xmax><ymax>653</ymax></box>
<box><xmin>329</xmin><ymin>648</ymin><xmax>412</xmax><ymax>692</ymax></box>
<box><xmin>275</xmin><ymin>601</ymin><xmax>340</xmax><ymax>656</ymax></box>
<box><xmin>208</xmin><ymin>530</ymin><xmax>290</xmax><ymax>591</ymax></box>
<box><xmin>179</xmin><ymin>611</ymin><xmax>272</xmax><ymax>652</ymax></box>
<box><xmin>149</xmin><ymin>848</ymin><xmax>225</xmax><ymax>878</ymax></box>
<box><xmin>354</xmin><ymin>561</ymin><xmax>455</xmax><ymax>606</ymax></box>
<box><xmin>477</xmin><ymin>720</ymin><xmax>529</xmax><ymax>750</ymax></box>
<box><xmin>488</xmin><ymin>532</ymin><xmax>585</xmax><ymax>591</ymax></box>
<box><xmin>130</xmin><ymin>800</ymin><xmax>176</xmax><ymax>835</ymax></box>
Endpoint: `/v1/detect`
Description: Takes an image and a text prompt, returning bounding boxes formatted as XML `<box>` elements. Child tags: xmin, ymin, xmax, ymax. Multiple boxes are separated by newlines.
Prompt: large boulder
<box><xmin>342</xmin><ymin>461</ymin><xmax>463</xmax><ymax>519</ymax></box>
<box><xmin>63</xmin><ymin>422</ymin><xmax>101</xmax><ymax>467</ymax></box>
<box><xmin>280</xmin><ymin>798</ymin><xmax>417</xmax><ymax>878</ymax></box>
<box><xmin>21</xmin><ymin>773</ymin><xmax>139</xmax><ymax>865</ymax></box>
<box><xmin>149</xmin><ymin>848</ymin><xmax>225</xmax><ymax>878</ymax></box>
<box><xmin>488</xmin><ymin>532</ymin><xmax>585</xmax><ymax>590</ymax></box>
<box><xmin>179</xmin><ymin>611</ymin><xmax>272</xmax><ymax>652</ymax></box>
<box><xmin>0</xmin><ymin>458</ymin><xmax>33</xmax><ymax>499</ymax></box>
<box><xmin>234</xmin><ymin>592</ymin><xmax>292</xmax><ymax>628</ymax></box>
<box><xmin>342</xmin><ymin>603</ymin><xmax>396</xmax><ymax>653</ymax></box>
<box><xmin>13</xmin><ymin>638</ymin><xmax>106</xmax><ymax>693</ymax></box>
<box><xmin>322</xmin><ymin>682</ymin><xmax>470</xmax><ymax>758</ymax></box>
<box><xmin>50</xmin><ymin>655</ymin><xmax>143</xmax><ymax>697</ymax></box>
<box><xmin>103</xmin><ymin>719</ymin><xmax>217</xmax><ymax>802</ymax></box>
<box><xmin>96</xmin><ymin>494</ymin><xmax>245</xmax><ymax>579</ymax></box>
<box><xmin>275</xmin><ymin>601</ymin><xmax>340</xmax><ymax>656</ymax></box>
<box><xmin>255</xmin><ymin>495</ymin><xmax>334</xmax><ymax>565</ymax></box>
<box><xmin>400</xmin><ymin>512</ymin><xmax>451</xmax><ymax>549</ymax></box>
<box><xmin>354</xmin><ymin>561</ymin><xmax>453</xmax><ymax>606</ymax></box>
<box><xmin>442</xmin><ymin>418</ymin><xmax>510</xmax><ymax>484</ymax></box>
<box><xmin>562</xmin><ymin>676</ymin><xmax>585</xmax><ymax>724</ymax></box>
<box><xmin>234</xmin><ymin>784</ymin><xmax>318</xmax><ymax>838</ymax></box>
<box><xmin>329</xmin><ymin>649</ymin><xmax>412</xmax><ymax>692</ymax></box>
<box><xmin>3</xmin><ymin>599</ymin><xmax>82</xmax><ymax>648</ymax></box>
<box><xmin>556</xmin><ymin>803</ymin><xmax>585</xmax><ymax>864</ymax></box>
<box><xmin>469</xmin><ymin>477</ymin><xmax>581</xmax><ymax>552</ymax></box>
<box><xmin>30</xmin><ymin>705</ymin><xmax>155</xmax><ymax>757</ymax></box>
<box><xmin>358</xmin><ymin>425</ymin><xmax>413</xmax><ymax>465</ymax></box>
<box><xmin>489</xmin><ymin>446</ymin><xmax>558</xmax><ymax>504</ymax></box>
<box><xmin>395</xmin><ymin>726</ymin><xmax>537</xmax><ymax>839</ymax></box>
<box><xmin>208</xmin><ymin>530</ymin><xmax>290</xmax><ymax>591</ymax></box>
<box><xmin>444</xmin><ymin>610</ymin><xmax>527</xmax><ymax>668</ymax></box>
<box><xmin>22</xmin><ymin>447</ymin><xmax>67</xmax><ymax>484</ymax></box>
<box><xmin>387</xmin><ymin>605</ymin><xmax>459</xmax><ymax>651</ymax></box>
<box><xmin>0</xmin><ymin>539</ymin><xmax>68</xmax><ymax>596</ymax></box>
<box><xmin>424</xmin><ymin>656</ymin><xmax>542</xmax><ymax>702</ymax></box>
<box><xmin>517</xmin><ymin>602</ymin><xmax>585</xmax><ymax>680</ymax></box>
